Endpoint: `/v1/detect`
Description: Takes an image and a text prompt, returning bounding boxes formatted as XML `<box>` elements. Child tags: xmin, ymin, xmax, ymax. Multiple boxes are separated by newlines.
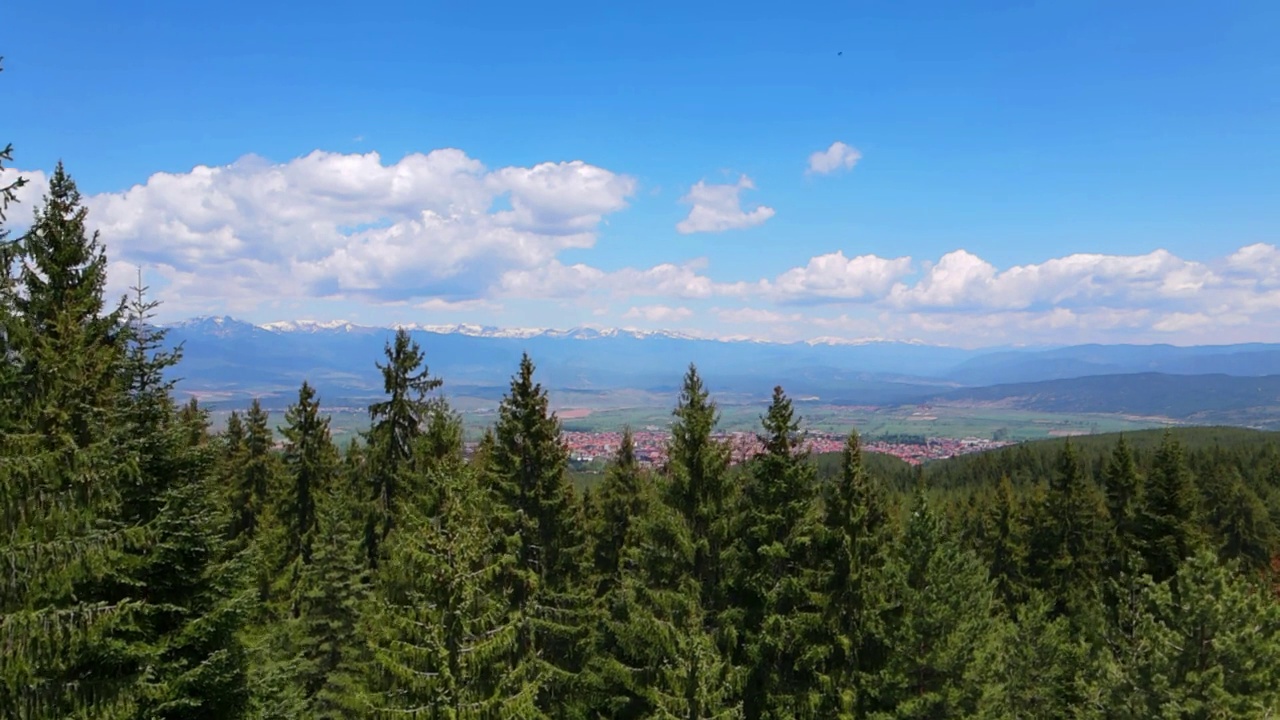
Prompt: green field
<box><xmin>207</xmin><ymin>396</ymin><xmax>1176</xmax><ymax>445</ymax></box>
<box><xmin>550</xmin><ymin>401</ymin><xmax>1170</xmax><ymax>441</ymax></box>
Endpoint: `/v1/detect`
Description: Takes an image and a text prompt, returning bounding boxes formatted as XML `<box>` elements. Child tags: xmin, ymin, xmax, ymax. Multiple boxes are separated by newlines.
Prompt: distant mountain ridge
<box><xmin>933</xmin><ymin>372</ymin><xmax>1280</xmax><ymax>427</ymax></box>
<box><xmin>166</xmin><ymin>315</ymin><xmax>925</xmax><ymax>345</ymax></box>
<box><xmin>159</xmin><ymin>316</ymin><xmax>1280</xmax><ymax>426</ymax></box>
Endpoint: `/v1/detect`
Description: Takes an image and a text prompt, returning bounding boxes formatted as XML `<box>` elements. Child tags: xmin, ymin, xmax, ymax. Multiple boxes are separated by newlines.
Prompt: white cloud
<box><xmin>623</xmin><ymin>305</ymin><xmax>693</xmax><ymax>323</ymax></box>
<box><xmin>0</xmin><ymin>166</ymin><xmax>50</xmax><ymax>224</ymax></box>
<box><xmin>66</xmin><ymin>150</ymin><xmax>635</xmax><ymax>313</ymax></box>
<box><xmin>807</xmin><ymin>142</ymin><xmax>862</xmax><ymax>176</ymax></box>
<box><xmin>714</xmin><ymin>307</ymin><xmax>802</xmax><ymax>325</ymax></box>
<box><xmin>498</xmin><ymin>259</ymin><xmax>744</xmax><ymax>300</ymax></box>
<box><xmin>416</xmin><ymin>297</ymin><xmax>501</xmax><ymax>312</ymax></box>
<box><xmin>675</xmin><ymin>175</ymin><xmax>775</xmax><ymax>234</ymax></box>
<box><xmin>885</xmin><ymin>248</ymin><xmax>1221</xmax><ymax>311</ymax></box>
<box><xmin>765</xmin><ymin>251</ymin><xmax>913</xmax><ymax>301</ymax></box>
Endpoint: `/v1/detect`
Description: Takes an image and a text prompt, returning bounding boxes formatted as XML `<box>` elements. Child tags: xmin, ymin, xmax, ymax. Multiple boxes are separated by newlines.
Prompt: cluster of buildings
<box><xmin>558</xmin><ymin>430</ymin><xmax>1015</xmax><ymax>468</ymax></box>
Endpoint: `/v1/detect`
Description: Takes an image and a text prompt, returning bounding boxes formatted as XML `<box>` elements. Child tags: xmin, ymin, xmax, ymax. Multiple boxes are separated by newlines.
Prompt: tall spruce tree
<box><xmin>1141</xmin><ymin>432</ymin><xmax>1203</xmax><ymax>585</ymax></box>
<box><xmin>364</xmin><ymin>328</ymin><xmax>440</xmax><ymax>566</ymax></box>
<box><xmin>1103</xmin><ymin>436</ymin><xmax>1143</xmax><ymax>581</ymax></box>
<box><xmin>1032</xmin><ymin>441</ymin><xmax>1107</xmax><ymax>617</ymax></box>
<box><xmin>110</xmin><ymin>275</ymin><xmax>250</xmax><ymax>719</ymax></box>
<box><xmin>0</xmin><ymin>162</ymin><xmax>133</xmax><ymax>717</ymax></box>
<box><xmin>489</xmin><ymin>353</ymin><xmax>590</xmax><ymax>713</ymax></box>
<box><xmin>364</xmin><ymin>464</ymin><xmax>542</xmax><ymax>717</ymax></box>
<box><xmin>228</xmin><ymin>399</ymin><xmax>277</xmax><ymax>546</ymax></box>
<box><xmin>591</xmin><ymin>427</ymin><xmax>647</xmax><ymax>595</ymax></box>
<box><xmin>873</xmin><ymin>488</ymin><xmax>994</xmax><ymax>718</ymax></box>
<box><xmin>724</xmin><ymin>386</ymin><xmax>822</xmax><ymax>720</ymax></box>
<box><xmin>276</xmin><ymin>381</ymin><xmax>334</xmax><ymax>571</ymax></box>
<box><xmin>666</xmin><ymin>364</ymin><xmax>733</xmax><ymax>626</ymax></box>
<box><xmin>814</xmin><ymin>429</ymin><xmax>893</xmax><ymax>718</ymax></box>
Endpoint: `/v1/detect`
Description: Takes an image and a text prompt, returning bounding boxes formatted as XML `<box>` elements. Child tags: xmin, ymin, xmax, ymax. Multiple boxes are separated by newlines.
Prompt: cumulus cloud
<box><xmin>885</xmin><ymin>248</ymin><xmax>1219</xmax><ymax>311</ymax></box>
<box><xmin>807</xmin><ymin>141</ymin><xmax>862</xmax><ymax>176</ymax></box>
<box><xmin>623</xmin><ymin>305</ymin><xmax>693</xmax><ymax>323</ymax></box>
<box><xmin>675</xmin><ymin>175</ymin><xmax>774</xmax><ymax>234</ymax></box>
<box><xmin>0</xmin><ymin>166</ymin><xmax>50</xmax><ymax>223</ymax></box>
<box><xmin>714</xmin><ymin>307</ymin><xmax>802</xmax><ymax>325</ymax></box>
<box><xmin>47</xmin><ymin>150</ymin><xmax>635</xmax><ymax>313</ymax></box>
<box><xmin>764</xmin><ymin>251</ymin><xmax>913</xmax><ymax>302</ymax></box>
<box><xmin>498</xmin><ymin>259</ymin><xmax>744</xmax><ymax>300</ymax></box>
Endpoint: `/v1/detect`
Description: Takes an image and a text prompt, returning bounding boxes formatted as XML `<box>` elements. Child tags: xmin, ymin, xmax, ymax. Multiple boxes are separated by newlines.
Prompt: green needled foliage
<box><xmin>666</xmin><ymin>364</ymin><xmax>733</xmax><ymax>618</ymax></box>
<box><xmin>725</xmin><ymin>386</ymin><xmax>824</xmax><ymax>720</ymax></box>
<box><xmin>1141</xmin><ymin>432</ymin><xmax>1204</xmax><ymax>586</ymax></box>
<box><xmin>1</xmin><ymin>164</ymin><xmax>134</xmax><ymax>718</ymax></box>
<box><xmin>813</xmin><ymin>429</ymin><xmax>894</xmax><ymax>718</ymax></box>
<box><xmin>364</xmin><ymin>464</ymin><xmax>541</xmax><ymax>718</ymax></box>
<box><xmin>364</xmin><ymin>328</ymin><xmax>441</xmax><ymax>567</ymax></box>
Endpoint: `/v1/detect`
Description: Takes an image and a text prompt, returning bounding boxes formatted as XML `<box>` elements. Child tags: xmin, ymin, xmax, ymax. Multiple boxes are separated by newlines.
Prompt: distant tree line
<box><xmin>5</xmin><ymin>160</ymin><xmax>1280</xmax><ymax>718</ymax></box>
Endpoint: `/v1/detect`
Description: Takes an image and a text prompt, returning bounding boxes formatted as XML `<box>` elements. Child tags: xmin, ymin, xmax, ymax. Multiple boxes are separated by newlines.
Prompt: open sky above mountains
<box><xmin>4</xmin><ymin>0</ymin><xmax>1279</xmax><ymax>347</ymax></box>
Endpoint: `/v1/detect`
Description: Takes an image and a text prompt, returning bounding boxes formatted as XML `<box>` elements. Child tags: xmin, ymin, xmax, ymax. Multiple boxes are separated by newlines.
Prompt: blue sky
<box><xmin>4</xmin><ymin>0</ymin><xmax>1279</xmax><ymax>346</ymax></box>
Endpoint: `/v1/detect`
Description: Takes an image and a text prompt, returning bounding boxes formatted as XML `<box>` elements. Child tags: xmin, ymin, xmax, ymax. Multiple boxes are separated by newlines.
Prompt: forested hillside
<box><xmin>934</xmin><ymin>372</ymin><xmax>1280</xmax><ymax>426</ymax></box>
<box><xmin>6</xmin><ymin>166</ymin><xmax>1280</xmax><ymax>718</ymax></box>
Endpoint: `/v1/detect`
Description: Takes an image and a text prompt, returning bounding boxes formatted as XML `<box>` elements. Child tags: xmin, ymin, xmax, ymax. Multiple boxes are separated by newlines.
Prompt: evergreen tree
<box><xmin>1141</xmin><ymin>432</ymin><xmax>1202</xmax><ymax>585</ymax></box>
<box><xmin>872</xmin><ymin>488</ymin><xmax>994</xmax><ymax>719</ymax></box>
<box><xmin>488</xmin><ymin>353</ymin><xmax>590</xmax><ymax>713</ymax></box>
<box><xmin>724</xmin><ymin>386</ymin><xmax>822</xmax><ymax>720</ymax></box>
<box><xmin>1032</xmin><ymin>441</ymin><xmax>1107</xmax><ymax>617</ymax></box>
<box><xmin>177</xmin><ymin>397</ymin><xmax>209</xmax><ymax>448</ymax></box>
<box><xmin>228</xmin><ymin>400</ymin><xmax>277</xmax><ymax>546</ymax></box>
<box><xmin>666</xmin><ymin>364</ymin><xmax>732</xmax><ymax>616</ymax></box>
<box><xmin>1103</xmin><ymin>436</ymin><xmax>1143</xmax><ymax>580</ymax></box>
<box><xmin>110</xmin><ymin>276</ymin><xmax>249</xmax><ymax>719</ymax></box>
<box><xmin>364</xmin><ymin>465</ymin><xmax>541</xmax><ymax>717</ymax></box>
<box><xmin>0</xmin><ymin>163</ymin><xmax>133</xmax><ymax>717</ymax></box>
<box><xmin>364</xmin><ymin>328</ymin><xmax>440</xmax><ymax>566</ymax></box>
<box><xmin>972</xmin><ymin>590</ymin><xmax>1086</xmax><ymax>720</ymax></box>
<box><xmin>592</xmin><ymin>475</ymin><xmax>740</xmax><ymax>719</ymax></box>
<box><xmin>982</xmin><ymin>476</ymin><xmax>1030</xmax><ymax>608</ymax></box>
<box><xmin>276</xmin><ymin>381</ymin><xmax>335</xmax><ymax>571</ymax></box>
<box><xmin>1095</xmin><ymin>551</ymin><xmax>1280</xmax><ymax>717</ymax></box>
<box><xmin>814</xmin><ymin>429</ymin><xmax>894</xmax><ymax>718</ymax></box>
<box><xmin>591</xmin><ymin>427</ymin><xmax>647</xmax><ymax>595</ymax></box>
<box><xmin>12</xmin><ymin>162</ymin><xmax>124</xmax><ymax>448</ymax></box>
<box><xmin>1199</xmin><ymin>465</ymin><xmax>1276</xmax><ymax>570</ymax></box>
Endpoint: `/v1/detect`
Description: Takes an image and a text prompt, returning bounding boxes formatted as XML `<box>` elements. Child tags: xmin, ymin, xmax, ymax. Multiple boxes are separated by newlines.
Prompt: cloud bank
<box><xmin>4</xmin><ymin>150</ymin><xmax>1279</xmax><ymax>347</ymax></box>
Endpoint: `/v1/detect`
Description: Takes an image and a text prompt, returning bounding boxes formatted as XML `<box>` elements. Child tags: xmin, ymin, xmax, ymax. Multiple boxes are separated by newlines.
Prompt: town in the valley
<box><xmin>549</xmin><ymin>429</ymin><xmax>1015</xmax><ymax>467</ymax></box>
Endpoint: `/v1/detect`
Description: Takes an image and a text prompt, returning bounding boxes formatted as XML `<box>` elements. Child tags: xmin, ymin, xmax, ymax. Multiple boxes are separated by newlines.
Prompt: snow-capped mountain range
<box><xmin>158</xmin><ymin>315</ymin><xmax>1280</xmax><ymax>413</ymax></box>
<box><xmin>166</xmin><ymin>316</ymin><xmax>913</xmax><ymax>346</ymax></box>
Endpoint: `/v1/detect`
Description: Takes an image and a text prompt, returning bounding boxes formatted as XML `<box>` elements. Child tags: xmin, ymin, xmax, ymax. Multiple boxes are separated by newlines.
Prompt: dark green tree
<box><xmin>591</xmin><ymin>427</ymin><xmax>647</xmax><ymax>595</ymax></box>
<box><xmin>276</xmin><ymin>381</ymin><xmax>335</xmax><ymax>571</ymax></box>
<box><xmin>488</xmin><ymin>353</ymin><xmax>590</xmax><ymax>713</ymax></box>
<box><xmin>665</xmin><ymin>364</ymin><xmax>732</xmax><ymax>616</ymax></box>
<box><xmin>228</xmin><ymin>399</ymin><xmax>278</xmax><ymax>546</ymax></box>
<box><xmin>724</xmin><ymin>386</ymin><xmax>822</xmax><ymax>720</ymax></box>
<box><xmin>814</xmin><ymin>429</ymin><xmax>894</xmax><ymax>718</ymax></box>
<box><xmin>1032</xmin><ymin>441</ymin><xmax>1107</xmax><ymax>617</ymax></box>
<box><xmin>364</xmin><ymin>464</ymin><xmax>542</xmax><ymax>717</ymax></box>
<box><xmin>110</xmin><ymin>275</ymin><xmax>249</xmax><ymax>719</ymax></box>
<box><xmin>872</xmin><ymin>488</ymin><xmax>994</xmax><ymax>718</ymax></box>
<box><xmin>364</xmin><ymin>328</ymin><xmax>441</xmax><ymax>566</ymax></box>
<box><xmin>1141</xmin><ymin>432</ymin><xmax>1202</xmax><ymax>585</ymax></box>
<box><xmin>1102</xmin><ymin>436</ymin><xmax>1143</xmax><ymax>581</ymax></box>
<box><xmin>0</xmin><ymin>163</ymin><xmax>132</xmax><ymax>717</ymax></box>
